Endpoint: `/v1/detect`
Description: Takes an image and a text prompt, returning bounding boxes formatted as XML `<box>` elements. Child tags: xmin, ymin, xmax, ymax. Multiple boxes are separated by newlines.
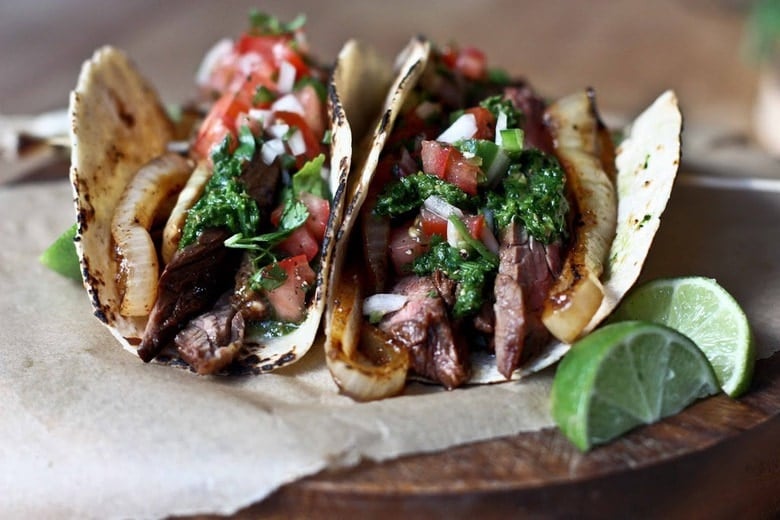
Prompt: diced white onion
<box><xmin>437</xmin><ymin>113</ymin><xmax>477</xmax><ymax>144</ymax></box>
<box><xmin>362</xmin><ymin>293</ymin><xmax>408</xmax><ymax>317</ymax></box>
<box><xmin>446</xmin><ymin>219</ymin><xmax>468</xmax><ymax>249</ymax></box>
<box><xmin>495</xmin><ymin>110</ymin><xmax>508</xmax><ymax>146</ymax></box>
<box><xmin>423</xmin><ymin>195</ymin><xmax>463</xmax><ymax>220</ymax></box>
<box><xmin>480</xmin><ymin>225</ymin><xmax>500</xmax><ymax>254</ymax></box>
<box><xmin>287</xmin><ymin>129</ymin><xmax>306</xmax><ymax>156</ymax></box>
<box><xmin>195</xmin><ymin>38</ymin><xmax>233</xmax><ymax>87</ymax></box>
<box><xmin>277</xmin><ymin>60</ymin><xmax>297</xmax><ymax>94</ymax></box>
<box><xmin>268</xmin><ymin>123</ymin><xmax>290</xmax><ymax>139</ymax></box>
<box><xmin>271</xmin><ymin>93</ymin><xmax>305</xmax><ymax>115</ymax></box>
<box><xmin>248</xmin><ymin>108</ymin><xmax>272</xmax><ymax>127</ymax></box>
<box><xmin>261</xmin><ymin>138</ymin><xmax>285</xmax><ymax>165</ymax></box>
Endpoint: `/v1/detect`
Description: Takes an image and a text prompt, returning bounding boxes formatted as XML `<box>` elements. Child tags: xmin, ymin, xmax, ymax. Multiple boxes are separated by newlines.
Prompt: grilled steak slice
<box><xmin>139</xmin><ymin>150</ymin><xmax>281</xmax><ymax>363</ymax></box>
<box><xmin>239</xmin><ymin>157</ymin><xmax>280</xmax><ymax>225</ymax></box>
<box><xmin>379</xmin><ymin>276</ymin><xmax>470</xmax><ymax>389</ymax></box>
<box><xmin>138</xmin><ymin>228</ymin><xmax>239</xmax><ymax>362</ymax></box>
<box><xmin>231</xmin><ymin>253</ymin><xmax>269</xmax><ymax>322</ymax></box>
<box><xmin>175</xmin><ymin>296</ymin><xmax>245</xmax><ymax>375</ymax></box>
<box><xmin>503</xmin><ymin>85</ymin><xmax>554</xmax><ymax>155</ymax></box>
<box><xmin>493</xmin><ymin>273</ymin><xmax>526</xmax><ymax>377</ymax></box>
<box><xmin>493</xmin><ymin>222</ymin><xmax>560</xmax><ymax>378</ymax></box>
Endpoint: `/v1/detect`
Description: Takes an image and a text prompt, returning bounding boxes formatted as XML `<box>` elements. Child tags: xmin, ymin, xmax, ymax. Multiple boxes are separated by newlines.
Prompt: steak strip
<box><xmin>138</xmin><ymin>151</ymin><xmax>281</xmax><ymax>363</ymax></box>
<box><xmin>379</xmin><ymin>276</ymin><xmax>470</xmax><ymax>389</ymax></box>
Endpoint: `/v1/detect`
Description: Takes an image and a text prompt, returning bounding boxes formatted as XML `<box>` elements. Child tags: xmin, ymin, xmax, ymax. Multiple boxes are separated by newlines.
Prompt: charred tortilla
<box><xmin>69</xmin><ymin>26</ymin><xmax>386</xmax><ymax>374</ymax></box>
<box><xmin>325</xmin><ymin>38</ymin><xmax>682</xmax><ymax>397</ymax></box>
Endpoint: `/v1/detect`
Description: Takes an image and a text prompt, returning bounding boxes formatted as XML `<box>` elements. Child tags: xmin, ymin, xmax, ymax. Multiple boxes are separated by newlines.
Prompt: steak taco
<box><xmin>69</xmin><ymin>13</ymin><xmax>390</xmax><ymax>375</ymax></box>
<box><xmin>325</xmin><ymin>38</ymin><xmax>682</xmax><ymax>399</ymax></box>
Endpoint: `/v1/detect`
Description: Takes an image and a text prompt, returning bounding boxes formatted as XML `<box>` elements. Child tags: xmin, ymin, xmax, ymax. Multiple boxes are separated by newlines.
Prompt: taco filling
<box><xmin>328</xmin><ymin>43</ymin><xmax>624</xmax><ymax>392</ymax></box>
<box><xmin>71</xmin><ymin>12</ymin><xmax>360</xmax><ymax>375</ymax></box>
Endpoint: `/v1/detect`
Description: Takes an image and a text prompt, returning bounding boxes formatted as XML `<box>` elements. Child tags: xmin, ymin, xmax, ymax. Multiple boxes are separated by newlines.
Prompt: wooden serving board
<box><xmin>190</xmin><ymin>179</ymin><xmax>780</xmax><ymax>519</ymax></box>
<box><xmin>196</xmin><ymin>354</ymin><xmax>780</xmax><ymax>519</ymax></box>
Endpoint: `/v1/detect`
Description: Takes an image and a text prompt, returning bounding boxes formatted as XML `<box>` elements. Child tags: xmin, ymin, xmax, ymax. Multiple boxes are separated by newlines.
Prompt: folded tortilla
<box><xmin>69</xmin><ymin>40</ymin><xmax>389</xmax><ymax>374</ymax></box>
<box><xmin>324</xmin><ymin>37</ymin><xmax>683</xmax><ymax>394</ymax></box>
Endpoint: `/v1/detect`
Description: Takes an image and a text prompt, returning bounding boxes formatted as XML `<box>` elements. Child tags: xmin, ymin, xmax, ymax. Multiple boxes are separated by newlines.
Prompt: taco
<box><xmin>324</xmin><ymin>39</ymin><xmax>682</xmax><ymax>399</ymax></box>
<box><xmin>69</xmin><ymin>13</ymin><xmax>390</xmax><ymax>375</ymax></box>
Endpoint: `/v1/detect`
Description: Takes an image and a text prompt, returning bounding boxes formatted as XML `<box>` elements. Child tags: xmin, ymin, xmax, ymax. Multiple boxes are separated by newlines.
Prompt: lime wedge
<box><xmin>609</xmin><ymin>277</ymin><xmax>755</xmax><ymax>397</ymax></box>
<box><xmin>551</xmin><ymin>321</ymin><xmax>719</xmax><ymax>451</ymax></box>
<box><xmin>40</xmin><ymin>223</ymin><xmax>82</xmax><ymax>281</ymax></box>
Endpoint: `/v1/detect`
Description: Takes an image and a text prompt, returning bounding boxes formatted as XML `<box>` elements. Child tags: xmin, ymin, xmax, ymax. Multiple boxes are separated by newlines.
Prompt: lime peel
<box><xmin>40</xmin><ymin>223</ymin><xmax>82</xmax><ymax>281</ymax></box>
<box><xmin>609</xmin><ymin>276</ymin><xmax>755</xmax><ymax>397</ymax></box>
<box><xmin>551</xmin><ymin>321</ymin><xmax>719</xmax><ymax>451</ymax></box>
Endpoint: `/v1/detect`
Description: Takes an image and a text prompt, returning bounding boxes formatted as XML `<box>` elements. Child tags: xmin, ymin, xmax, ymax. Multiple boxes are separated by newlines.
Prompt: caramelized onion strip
<box><xmin>111</xmin><ymin>152</ymin><xmax>192</xmax><ymax>316</ymax></box>
<box><xmin>541</xmin><ymin>90</ymin><xmax>617</xmax><ymax>343</ymax></box>
<box><xmin>325</xmin><ymin>267</ymin><xmax>410</xmax><ymax>401</ymax></box>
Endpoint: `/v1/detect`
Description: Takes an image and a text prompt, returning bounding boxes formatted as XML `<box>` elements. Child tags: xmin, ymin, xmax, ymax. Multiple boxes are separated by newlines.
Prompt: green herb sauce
<box><xmin>179</xmin><ymin>129</ymin><xmax>260</xmax><ymax>248</ymax></box>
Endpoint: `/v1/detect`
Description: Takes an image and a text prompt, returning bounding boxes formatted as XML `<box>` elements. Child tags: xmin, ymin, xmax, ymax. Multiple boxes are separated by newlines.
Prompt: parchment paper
<box><xmin>2</xmin><ymin>161</ymin><xmax>779</xmax><ymax>518</ymax></box>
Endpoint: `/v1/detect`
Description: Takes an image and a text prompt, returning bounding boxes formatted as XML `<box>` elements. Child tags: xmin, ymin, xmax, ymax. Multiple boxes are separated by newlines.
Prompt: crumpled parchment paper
<box><xmin>2</xmin><ymin>169</ymin><xmax>779</xmax><ymax>518</ymax></box>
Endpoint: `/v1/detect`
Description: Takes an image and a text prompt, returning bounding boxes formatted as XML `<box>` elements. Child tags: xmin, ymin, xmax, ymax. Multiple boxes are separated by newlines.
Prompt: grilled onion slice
<box><xmin>325</xmin><ymin>266</ymin><xmax>410</xmax><ymax>401</ymax></box>
<box><xmin>541</xmin><ymin>90</ymin><xmax>617</xmax><ymax>343</ymax></box>
<box><xmin>111</xmin><ymin>152</ymin><xmax>192</xmax><ymax>316</ymax></box>
<box><xmin>161</xmin><ymin>160</ymin><xmax>210</xmax><ymax>263</ymax></box>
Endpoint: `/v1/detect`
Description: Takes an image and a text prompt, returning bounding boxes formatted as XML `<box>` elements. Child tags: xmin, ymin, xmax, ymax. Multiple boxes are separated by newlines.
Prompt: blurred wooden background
<box><xmin>0</xmin><ymin>0</ymin><xmax>759</xmax><ymax>135</ymax></box>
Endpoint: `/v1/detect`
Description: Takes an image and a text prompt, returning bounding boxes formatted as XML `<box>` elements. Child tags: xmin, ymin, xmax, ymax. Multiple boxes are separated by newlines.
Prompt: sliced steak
<box><xmin>493</xmin><ymin>273</ymin><xmax>526</xmax><ymax>377</ymax></box>
<box><xmin>139</xmin><ymin>150</ymin><xmax>281</xmax><ymax>363</ymax></box>
<box><xmin>493</xmin><ymin>221</ymin><xmax>560</xmax><ymax>378</ymax></box>
<box><xmin>432</xmin><ymin>269</ymin><xmax>457</xmax><ymax>308</ymax></box>
<box><xmin>231</xmin><ymin>253</ymin><xmax>269</xmax><ymax>322</ymax></box>
<box><xmin>175</xmin><ymin>297</ymin><xmax>245</xmax><ymax>375</ymax></box>
<box><xmin>138</xmin><ymin>228</ymin><xmax>239</xmax><ymax>362</ymax></box>
<box><xmin>379</xmin><ymin>276</ymin><xmax>470</xmax><ymax>389</ymax></box>
<box><xmin>503</xmin><ymin>85</ymin><xmax>554</xmax><ymax>155</ymax></box>
<box><xmin>239</xmin><ymin>155</ymin><xmax>281</xmax><ymax>225</ymax></box>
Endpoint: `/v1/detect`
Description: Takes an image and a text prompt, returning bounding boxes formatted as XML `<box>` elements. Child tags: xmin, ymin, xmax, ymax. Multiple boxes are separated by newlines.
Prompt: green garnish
<box><xmin>291</xmin><ymin>153</ymin><xmax>328</xmax><ymax>199</ymax></box>
<box><xmin>294</xmin><ymin>77</ymin><xmax>328</xmax><ymax>102</ymax></box>
<box><xmin>486</xmin><ymin>149</ymin><xmax>568</xmax><ymax>243</ymax></box>
<box><xmin>254</xmin><ymin>85</ymin><xmax>275</xmax><ymax>105</ymax></box>
<box><xmin>250</xmin><ymin>262</ymin><xmax>288</xmax><ymax>292</ymax></box>
<box><xmin>479</xmin><ymin>95</ymin><xmax>523</xmax><ymax>129</ymax></box>
<box><xmin>374</xmin><ymin>173</ymin><xmax>473</xmax><ymax>218</ymax></box>
<box><xmin>180</xmin><ymin>129</ymin><xmax>260</xmax><ymax>248</ymax></box>
<box><xmin>249</xmin><ymin>10</ymin><xmax>306</xmax><ymax>36</ymax></box>
<box><xmin>411</xmin><ymin>236</ymin><xmax>497</xmax><ymax>318</ymax></box>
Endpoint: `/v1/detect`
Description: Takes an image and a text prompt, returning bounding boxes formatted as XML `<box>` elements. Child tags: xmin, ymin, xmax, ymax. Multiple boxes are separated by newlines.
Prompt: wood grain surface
<box><xmin>184</xmin><ymin>353</ymin><xmax>780</xmax><ymax>519</ymax></box>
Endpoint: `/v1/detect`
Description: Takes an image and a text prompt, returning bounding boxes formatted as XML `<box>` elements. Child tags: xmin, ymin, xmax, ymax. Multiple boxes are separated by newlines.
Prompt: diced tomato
<box><xmin>388</xmin><ymin>225</ymin><xmax>427</xmax><ymax>274</ymax></box>
<box><xmin>265</xmin><ymin>254</ymin><xmax>316</xmax><ymax>322</ymax></box>
<box><xmin>193</xmin><ymin>91</ymin><xmax>251</xmax><ymax>159</ymax></box>
<box><xmin>294</xmin><ymin>84</ymin><xmax>325</xmax><ymax>139</ymax></box>
<box><xmin>274</xmin><ymin>110</ymin><xmax>321</xmax><ymax>159</ymax></box>
<box><xmin>463</xmin><ymin>214</ymin><xmax>485</xmax><ymax>240</ymax></box>
<box><xmin>420</xmin><ymin>140</ymin><xmax>452</xmax><ymax>180</ymax></box>
<box><xmin>276</xmin><ymin>226</ymin><xmax>320</xmax><ymax>261</ymax></box>
<box><xmin>465</xmin><ymin>107</ymin><xmax>496</xmax><ymax>140</ymax></box>
<box><xmin>235</xmin><ymin>34</ymin><xmax>309</xmax><ymax>77</ymax></box>
<box><xmin>419</xmin><ymin>207</ymin><xmax>448</xmax><ymax>238</ymax></box>
<box><xmin>299</xmin><ymin>192</ymin><xmax>330</xmax><ymax>242</ymax></box>
<box><xmin>445</xmin><ymin>152</ymin><xmax>481</xmax><ymax>196</ymax></box>
<box><xmin>455</xmin><ymin>47</ymin><xmax>487</xmax><ymax>80</ymax></box>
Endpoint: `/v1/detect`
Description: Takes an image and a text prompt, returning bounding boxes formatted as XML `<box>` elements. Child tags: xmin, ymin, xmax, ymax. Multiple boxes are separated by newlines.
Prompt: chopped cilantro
<box><xmin>480</xmin><ymin>95</ymin><xmax>523</xmax><ymax>129</ymax></box>
<box><xmin>486</xmin><ymin>150</ymin><xmax>568</xmax><ymax>243</ymax></box>
<box><xmin>249</xmin><ymin>262</ymin><xmax>288</xmax><ymax>292</ymax></box>
<box><xmin>291</xmin><ymin>153</ymin><xmax>328</xmax><ymax>199</ymax></box>
<box><xmin>374</xmin><ymin>173</ymin><xmax>473</xmax><ymax>218</ymax></box>
<box><xmin>411</xmin><ymin>236</ymin><xmax>497</xmax><ymax>318</ymax></box>
<box><xmin>254</xmin><ymin>85</ymin><xmax>275</xmax><ymax>105</ymax></box>
<box><xmin>249</xmin><ymin>10</ymin><xmax>306</xmax><ymax>36</ymax></box>
<box><xmin>180</xmin><ymin>130</ymin><xmax>260</xmax><ymax>248</ymax></box>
